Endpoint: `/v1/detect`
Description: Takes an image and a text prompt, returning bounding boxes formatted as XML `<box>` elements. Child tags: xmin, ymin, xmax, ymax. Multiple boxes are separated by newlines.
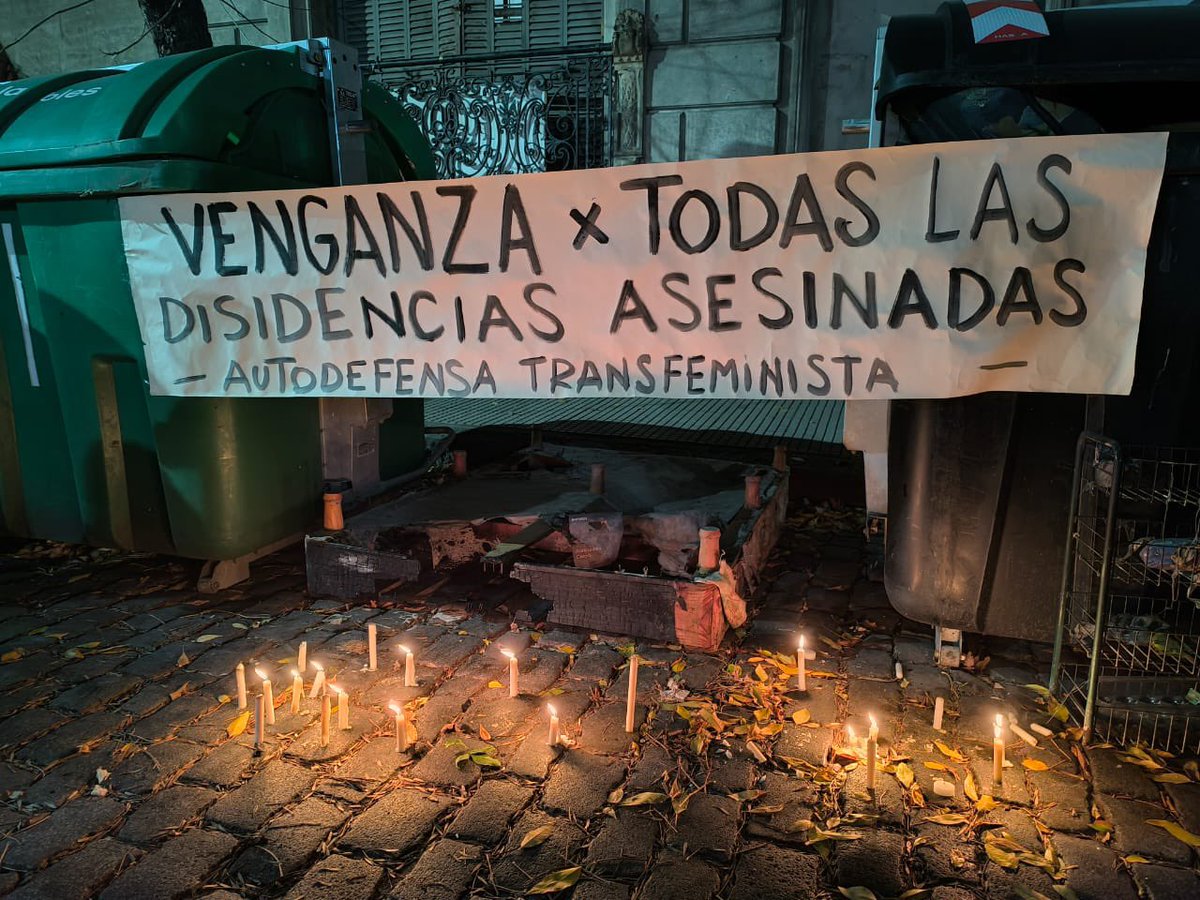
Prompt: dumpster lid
<box><xmin>878</xmin><ymin>3</ymin><xmax>1200</xmax><ymax>118</ymax></box>
<box><xmin>0</xmin><ymin>44</ymin><xmax>433</xmax><ymax>194</ymax></box>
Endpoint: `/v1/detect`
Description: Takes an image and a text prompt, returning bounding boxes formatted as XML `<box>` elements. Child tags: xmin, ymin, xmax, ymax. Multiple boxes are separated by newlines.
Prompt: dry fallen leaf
<box><xmin>934</xmin><ymin>741</ymin><xmax>967</xmax><ymax>763</ymax></box>
<box><xmin>227</xmin><ymin>710</ymin><xmax>251</xmax><ymax>738</ymax></box>
<box><xmin>1146</xmin><ymin>819</ymin><xmax>1200</xmax><ymax>848</ymax></box>
<box><xmin>792</xmin><ymin>709</ymin><xmax>811</xmax><ymax>725</ymax></box>
<box><xmin>1022</xmin><ymin>758</ymin><xmax>1049</xmax><ymax>772</ymax></box>
<box><xmin>519</xmin><ymin>824</ymin><xmax>554</xmax><ymax>850</ymax></box>
<box><xmin>1</xmin><ymin>649</ymin><xmax>23</xmax><ymax>664</ymax></box>
<box><xmin>478</xmin><ymin>725</ymin><xmax>492</xmax><ymax>741</ymax></box>
<box><xmin>527</xmin><ymin>867</ymin><xmax>581</xmax><ymax>894</ymax></box>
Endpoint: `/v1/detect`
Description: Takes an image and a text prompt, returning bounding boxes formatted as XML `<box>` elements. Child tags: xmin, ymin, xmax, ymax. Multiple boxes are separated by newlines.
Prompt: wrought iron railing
<box><xmin>373</xmin><ymin>47</ymin><xmax>614</xmax><ymax>179</ymax></box>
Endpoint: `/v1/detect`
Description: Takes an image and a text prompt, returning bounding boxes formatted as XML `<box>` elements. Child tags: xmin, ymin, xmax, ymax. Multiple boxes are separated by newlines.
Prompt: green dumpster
<box><xmin>0</xmin><ymin>44</ymin><xmax>434</xmax><ymax>566</ymax></box>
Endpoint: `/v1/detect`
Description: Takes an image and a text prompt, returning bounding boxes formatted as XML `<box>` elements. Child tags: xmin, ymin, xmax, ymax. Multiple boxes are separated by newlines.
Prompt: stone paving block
<box><xmin>206</xmin><ymin>760</ymin><xmax>316</xmax><ymax>833</ymax></box>
<box><xmin>834</xmin><ymin>829</ymin><xmax>906</xmax><ymax>897</ymax></box>
<box><xmin>489</xmin><ymin>810</ymin><xmax>588</xmax><ymax>894</ymax></box>
<box><xmin>16</xmin><ymin>711</ymin><xmax>129</xmax><ymax>767</ymax></box>
<box><xmin>179</xmin><ymin>741</ymin><xmax>256</xmax><ymax>789</ymax></box>
<box><xmin>117</xmin><ymin>684</ymin><xmax>172</xmax><ymax>720</ymax></box>
<box><xmin>845</xmin><ymin>678</ymin><xmax>901</xmax><ymax>714</ymax></box>
<box><xmin>446</xmin><ymin>779</ymin><xmax>534</xmax><ymax>845</ymax></box>
<box><xmin>118</xmin><ymin>784</ymin><xmax>219</xmax><ymax>844</ymax></box>
<box><xmin>360</xmin><ymin>676</ymin><xmax>431</xmax><ymax>711</ymax></box>
<box><xmin>579</xmin><ymin>702</ymin><xmax>643</xmax><ymax>755</ymax></box>
<box><xmin>1096</xmin><ymin>795</ymin><xmax>1191</xmax><ymax>865</ymax></box>
<box><xmin>330</xmin><ymin>736</ymin><xmax>411</xmax><ymax>784</ymax></box>
<box><xmin>1055</xmin><ymin>833</ymin><xmax>1139</xmax><ymax>900</ymax></box>
<box><xmin>98</xmin><ymin>828</ymin><xmax>239</xmax><ymax>900</ymax></box>
<box><xmin>626</xmin><ymin>742</ymin><xmax>676</xmax><ymax>792</ymax></box>
<box><xmin>510</xmin><ymin>649</ymin><xmax>568</xmax><ymax>695</ymax></box>
<box><xmin>4</xmin><ymin>836</ymin><xmax>141</xmax><ymax>900</ymax></box>
<box><xmin>282</xmin><ymin>854</ymin><xmax>384</xmax><ymax>900</ymax></box>
<box><xmin>585</xmin><ymin>809</ymin><xmax>657</xmax><ymax>877</ymax></box>
<box><xmin>422</xmin><ymin>632</ymin><xmax>485</xmax><ymax>669</ymax></box>
<box><xmin>709</xmin><ymin>755</ymin><xmax>756</xmax><ymax>794</ymax></box>
<box><xmin>847</xmin><ymin>648</ymin><xmax>895</xmax><ymax>680</ymax></box>
<box><xmin>387</xmin><ymin>838</ymin><xmax>483</xmax><ymax>900</ymax></box>
<box><xmin>671</xmin><ymin>791</ymin><xmax>739</xmax><ymax>861</ymax></box>
<box><xmin>728</xmin><ymin>842</ymin><xmax>824</xmax><ymax>900</ymax></box>
<box><xmin>49</xmin><ymin>674</ymin><xmax>143</xmax><ymax>716</ymax></box>
<box><xmin>639</xmin><ymin>849</ymin><xmax>720</xmax><ymax>900</ymax></box>
<box><xmin>913</xmin><ymin>823</ymin><xmax>982</xmax><ymax>885</ymax></box>
<box><xmin>774</xmin><ymin>722</ymin><xmax>834</xmax><ymax>768</ymax></box>
<box><xmin>228</xmin><ymin>796</ymin><xmax>348</xmax><ymax>886</ymax></box>
<box><xmin>1132</xmin><ymin>862</ymin><xmax>1200</xmax><ymax>900</ymax></box>
<box><xmin>1163</xmin><ymin>781</ymin><xmax>1200</xmax><ymax>835</ymax></box>
<box><xmin>565</xmin><ymin>643</ymin><xmax>622</xmax><ymax>682</ymax></box>
<box><xmin>55</xmin><ymin>652</ymin><xmax>134</xmax><ymax>686</ymax></box>
<box><xmin>20</xmin><ymin>745</ymin><xmax>118</xmax><ymax>809</ymax></box>
<box><xmin>930</xmin><ymin>887</ymin><xmax>977</xmax><ymax>900</ymax></box>
<box><xmin>408</xmin><ymin>736</ymin><xmax>501</xmax><ymax>788</ymax></box>
<box><xmin>119</xmin><ymin>644</ymin><xmax>198</xmax><ymax>681</ymax></box>
<box><xmin>0</xmin><ymin>708</ymin><xmax>68</xmax><ymax>752</ymax></box>
<box><xmin>127</xmin><ymin>694</ymin><xmax>221</xmax><ymax>743</ymax></box>
<box><xmin>109</xmin><ymin>739</ymin><xmax>208</xmax><ymax>797</ymax></box>
<box><xmin>506</xmin><ymin>729</ymin><xmax>561</xmax><ymax>781</ymax></box>
<box><xmin>339</xmin><ymin>787</ymin><xmax>452</xmax><ymax>855</ymax></box>
<box><xmin>608</xmin><ymin>661</ymin><xmax>673</xmax><ymax>700</ymax></box>
<box><xmin>1033</xmin><ymin>773</ymin><xmax>1093</xmax><ymax>834</ymax></box>
<box><xmin>540</xmin><ymin>750</ymin><xmax>624</xmax><ymax>818</ymax></box>
<box><xmin>0</xmin><ymin>796</ymin><xmax>127</xmax><ymax>871</ymax></box>
<box><xmin>413</xmin><ymin>692</ymin><xmax>470</xmax><ymax>741</ymax></box>
<box><xmin>573</xmin><ymin>884</ymin><xmax>629</xmax><ymax>900</ymax></box>
<box><xmin>283</xmin><ymin>717</ymin><xmax>367</xmax><ymax>763</ymax></box>
<box><xmin>745</xmin><ymin>772</ymin><xmax>820</xmax><ymax>845</ymax></box>
<box><xmin>843</xmin><ymin>760</ymin><xmax>906</xmax><ymax>828</ymax></box>
<box><xmin>462</xmin><ymin>694</ymin><xmax>541</xmax><ymax>740</ymax></box>
<box><xmin>0</xmin><ymin>761</ymin><xmax>36</xmax><ymax>795</ymax></box>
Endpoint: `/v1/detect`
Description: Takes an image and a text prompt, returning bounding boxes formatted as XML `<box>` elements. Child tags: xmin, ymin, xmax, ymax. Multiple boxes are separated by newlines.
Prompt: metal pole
<box><xmin>1049</xmin><ymin>431</ymin><xmax>1090</xmax><ymax>692</ymax></box>
<box><xmin>1083</xmin><ymin>437</ymin><xmax>1122</xmax><ymax>739</ymax></box>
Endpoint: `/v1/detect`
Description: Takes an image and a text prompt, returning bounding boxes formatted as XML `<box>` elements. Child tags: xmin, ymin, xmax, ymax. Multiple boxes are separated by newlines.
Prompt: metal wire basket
<box><xmin>1049</xmin><ymin>434</ymin><xmax>1200</xmax><ymax>751</ymax></box>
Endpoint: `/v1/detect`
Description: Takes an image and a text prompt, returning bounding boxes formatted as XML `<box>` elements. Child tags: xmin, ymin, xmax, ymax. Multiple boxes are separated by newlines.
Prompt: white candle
<box><xmin>895</xmin><ymin>661</ymin><xmax>904</xmax><ymax>681</ymax></box>
<box><xmin>254</xmin><ymin>693</ymin><xmax>264</xmax><ymax>751</ymax></box>
<box><xmin>389</xmin><ymin>702</ymin><xmax>408</xmax><ymax>752</ymax></box>
<box><xmin>333</xmin><ymin>684</ymin><xmax>349</xmax><ymax>730</ymax></box>
<box><xmin>236</xmin><ymin>662</ymin><xmax>247</xmax><ymax>710</ymax></box>
<box><xmin>367</xmin><ymin>624</ymin><xmax>377</xmax><ymax>671</ymax></box>
<box><xmin>625</xmin><ymin>655</ymin><xmax>639</xmax><ymax>733</ymax></box>
<box><xmin>502</xmin><ymin>649</ymin><xmax>519</xmax><ymax>698</ymax></box>
<box><xmin>548</xmin><ymin>703</ymin><xmax>560</xmax><ymax>746</ymax></box>
<box><xmin>400</xmin><ymin>644</ymin><xmax>417</xmax><ymax>687</ymax></box>
<box><xmin>993</xmin><ymin>714</ymin><xmax>1005</xmax><ymax>787</ymax></box>
<box><xmin>320</xmin><ymin>694</ymin><xmax>331</xmax><ymax>747</ymax></box>
<box><xmin>866</xmin><ymin>714</ymin><xmax>878</xmax><ymax>791</ymax></box>
<box><xmin>797</xmin><ymin>636</ymin><xmax>807</xmax><ymax>693</ymax></box>
<box><xmin>298</xmin><ymin>641</ymin><xmax>307</xmax><ymax>673</ymax></box>
<box><xmin>1031</xmin><ymin>723</ymin><xmax>1054</xmax><ymax>738</ymax></box>
<box><xmin>1009</xmin><ymin>718</ymin><xmax>1039</xmax><ymax>748</ymax></box>
<box><xmin>291</xmin><ymin>669</ymin><xmax>303</xmax><ymax>714</ymax></box>
<box><xmin>256</xmin><ymin>668</ymin><xmax>275</xmax><ymax>726</ymax></box>
<box><xmin>309</xmin><ymin>661</ymin><xmax>325</xmax><ymax>698</ymax></box>
<box><xmin>932</xmin><ymin>696</ymin><xmax>945</xmax><ymax>731</ymax></box>
<box><xmin>933</xmin><ymin>778</ymin><xmax>956</xmax><ymax>798</ymax></box>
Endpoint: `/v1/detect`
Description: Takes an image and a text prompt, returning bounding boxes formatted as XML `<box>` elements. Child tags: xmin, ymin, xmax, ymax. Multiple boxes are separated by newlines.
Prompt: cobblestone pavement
<box><xmin>1</xmin><ymin>509</ymin><xmax>1198</xmax><ymax>900</ymax></box>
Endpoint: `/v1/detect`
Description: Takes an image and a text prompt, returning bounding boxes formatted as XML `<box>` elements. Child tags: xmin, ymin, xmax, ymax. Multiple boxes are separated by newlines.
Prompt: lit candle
<box><xmin>993</xmin><ymin>713</ymin><xmax>1005</xmax><ymax>787</ymax></box>
<box><xmin>866</xmin><ymin>714</ymin><xmax>878</xmax><ymax>791</ymax></box>
<box><xmin>320</xmin><ymin>694</ymin><xmax>331</xmax><ymax>747</ymax></box>
<box><xmin>236</xmin><ymin>662</ymin><xmax>247</xmax><ymax>710</ymax></box>
<box><xmin>625</xmin><ymin>654</ymin><xmax>639</xmax><ymax>733</ymax></box>
<box><xmin>797</xmin><ymin>636</ymin><xmax>807</xmax><ymax>693</ymax></box>
<box><xmin>298</xmin><ymin>641</ymin><xmax>307</xmax><ymax>673</ymax></box>
<box><xmin>333</xmin><ymin>684</ymin><xmax>349</xmax><ymax>730</ymax></box>
<box><xmin>389</xmin><ymin>702</ymin><xmax>408</xmax><ymax>752</ymax></box>
<box><xmin>400</xmin><ymin>644</ymin><xmax>417</xmax><ymax>687</ymax></box>
<box><xmin>291</xmin><ymin>669</ymin><xmax>303</xmax><ymax>714</ymax></box>
<box><xmin>309</xmin><ymin>661</ymin><xmax>325</xmax><ymax>698</ymax></box>
<box><xmin>367</xmin><ymin>624</ymin><xmax>377</xmax><ymax>671</ymax></box>
<box><xmin>502</xmin><ymin>649</ymin><xmax>519</xmax><ymax>698</ymax></box>
<box><xmin>547</xmin><ymin>703</ymin><xmax>560</xmax><ymax>746</ymax></box>
<box><xmin>254</xmin><ymin>693</ymin><xmax>264</xmax><ymax>751</ymax></box>
<box><xmin>256</xmin><ymin>668</ymin><xmax>275</xmax><ymax>726</ymax></box>
<box><xmin>932</xmin><ymin>696</ymin><xmax>945</xmax><ymax>731</ymax></box>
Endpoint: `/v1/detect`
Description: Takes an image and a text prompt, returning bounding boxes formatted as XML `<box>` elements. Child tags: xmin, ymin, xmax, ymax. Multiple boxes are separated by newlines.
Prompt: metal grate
<box><xmin>1050</xmin><ymin>433</ymin><xmax>1200</xmax><ymax>752</ymax></box>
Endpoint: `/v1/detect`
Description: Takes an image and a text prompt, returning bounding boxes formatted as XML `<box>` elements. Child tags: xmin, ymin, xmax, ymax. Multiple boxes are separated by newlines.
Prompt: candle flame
<box><xmin>291</xmin><ymin>668</ymin><xmax>299</xmax><ymax>677</ymax></box>
<box><xmin>846</xmin><ymin>725</ymin><xmax>857</xmax><ymax>742</ymax></box>
<box><xmin>799</xmin><ymin>634</ymin><xmax>805</xmax><ymax>650</ymax></box>
<box><xmin>330</xmin><ymin>683</ymin><xmax>345</xmax><ymax>695</ymax></box>
<box><xmin>995</xmin><ymin>713</ymin><xmax>1004</xmax><ymax>728</ymax></box>
<box><xmin>398</xmin><ymin>644</ymin><xmax>410</xmax><ymax>654</ymax></box>
<box><xmin>255</xmin><ymin>667</ymin><xmax>268</xmax><ymax>680</ymax></box>
<box><xmin>869</xmin><ymin>714</ymin><xmax>877</xmax><ymax>730</ymax></box>
<box><xmin>388</xmin><ymin>702</ymin><xmax>401</xmax><ymax>714</ymax></box>
<box><xmin>312</xmin><ymin>661</ymin><xmax>324</xmax><ymax>672</ymax></box>
<box><xmin>547</xmin><ymin>703</ymin><xmax>557</xmax><ymax>716</ymax></box>
<box><xmin>501</xmin><ymin>649</ymin><xmax>515</xmax><ymax>660</ymax></box>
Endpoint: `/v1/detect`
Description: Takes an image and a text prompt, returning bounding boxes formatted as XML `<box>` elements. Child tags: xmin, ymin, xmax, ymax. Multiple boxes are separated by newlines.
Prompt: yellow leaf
<box><xmin>528</xmin><ymin>867</ymin><xmax>581</xmax><ymax>894</ymax></box>
<box><xmin>671</xmin><ymin>659</ymin><xmax>686</xmax><ymax>674</ymax></box>
<box><xmin>195</xmin><ymin>634</ymin><xmax>220</xmax><ymax>643</ymax></box>
<box><xmin>169</xmin><ymin>682</ymin><xmax>191</xmax><ymax>701</ymax></box>
<box><xmin>986</xmin><ymin>842</ymin><xmax>1020</xmax><ymax>869</ymax></box>
<box><xmin>1146</xmin><ymin>819</ymin><xmax>1200</xmax><ymax>848</ymax></box>
<box><xmin>619</xmin><ymin>792</ymin><xmax>668</xmax><ymax>807</ymax></box>
<box><xmin>792</xmin><ymin>709</ymin><xmax>811</xmax><ymax>726</ymax></box>
<box><xmin>177</xmin><ymin>650</ymin><xmax>190</xmax><ymax>667</ymax></box>
<box><xmin>924</xmin><ymin>813</ymin><xmax>970</xmax><ymax>825</ymax></box>
<box><xmin>519</xmin><ymin>824</ymin><xmax>554</xmax><ymax>849</ymax></box>
<box><xmin>729</xmin><ymin>789</ymin><xmax>767</xmax><ymax>802</ymax></box>
<box><xmin>218</xmin><ymin>695</ymin><xmax>232</xmax><ymax>704</ymax></box>
<box><xmin>488</xmin><ymin>681</ymin><xmax>504</xmax><ymax>689</ymax></box>
<box><xmin>965</xmin><ymin>771</ymin><xmax>980</xmax><ymax>802</ymax></box>
<box><xmin>0</xmin><ymin>649</ymin><xmax>23</xmax><ymax>664</ymax></box>
<box><xmin>934</xmin><ymin>741</ymin><xmax>966</xmax><ymax>763</ymax></box>
<box><xmin>227</xmin><ymin>710</ymin><xmax>251</xmax><ymax>737</ymax></box>
<box><xmin>1123</xmin><ymin>855</ymin><xmax>1152</xmax><ymax>865</ymax></box>
<box><xmin>895</xmin><ymin>763</ymin><xmax>914</xmax><ymax>789</ymax></box>
<box><xmin>1023</xmin><ymin>758</ymin><xmax>1049</xmax><ymax>772</ymax></box>
<box><xmin>607</xmin><ymin>787</ymin><xmax>624</xmax><ymax>805</ymax></box>
<box><xmin>923</xmin><ymin>761</ymin><xmax>949</xmax><ymax>772</ymax></box>
<box><xmin>975</xmin><ymin>795</ymin><xmax>999</xmax><ymax>813</ymax></box>
<box><xmin>78</xmin><ymin>641</ymin><xmax>101</xmax><ymax>649</ymax></box>
<box><xmin>1151</xmin><ymin>773</ymin><xmax>1191</xmax><ymax>784</ymax></box>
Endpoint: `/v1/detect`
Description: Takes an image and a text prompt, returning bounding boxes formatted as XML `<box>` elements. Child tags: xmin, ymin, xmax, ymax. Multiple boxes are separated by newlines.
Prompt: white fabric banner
<box><xmin>119</xmin><ymin>133</ymin><xmax>1167</xmax><ymax>400</ymax></box>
